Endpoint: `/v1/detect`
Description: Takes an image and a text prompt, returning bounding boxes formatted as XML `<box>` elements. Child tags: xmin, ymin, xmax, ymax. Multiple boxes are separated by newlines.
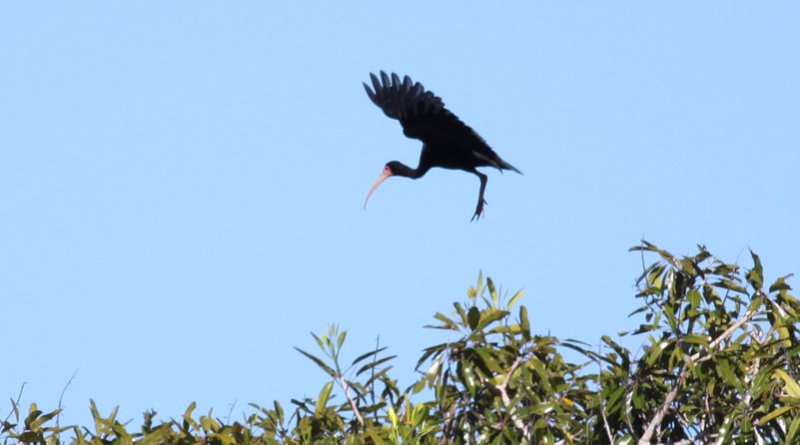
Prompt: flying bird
<box><xmin>362</xmin><ymin>71</ymin><xmax>521</xmax><ymax>220</ymax></box>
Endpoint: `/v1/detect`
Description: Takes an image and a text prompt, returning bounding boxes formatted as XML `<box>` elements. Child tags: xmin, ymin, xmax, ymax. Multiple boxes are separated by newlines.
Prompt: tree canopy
<box><xmin>4</xmin><ymin>242</ymin><xmax>799</xmax><ymax>444</ymax></box>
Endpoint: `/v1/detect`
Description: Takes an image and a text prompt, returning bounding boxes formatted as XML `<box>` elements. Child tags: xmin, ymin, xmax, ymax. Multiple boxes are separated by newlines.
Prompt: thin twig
<box><xmin>56</xmin><ymin>371</ymin><xmax>77</xmax><ymax>428</ymax></box>
<box><xmin>225</xmin><ymin>399</ymin><xmax>237</xmax><ymax>425</ymax></box>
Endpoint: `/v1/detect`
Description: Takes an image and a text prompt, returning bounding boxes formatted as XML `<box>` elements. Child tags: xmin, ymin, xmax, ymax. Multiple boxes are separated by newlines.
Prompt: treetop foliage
<box><xmin>4</xmin><ymin>242</ymin><xmax>799</xmax><ymax>444</ymax></box>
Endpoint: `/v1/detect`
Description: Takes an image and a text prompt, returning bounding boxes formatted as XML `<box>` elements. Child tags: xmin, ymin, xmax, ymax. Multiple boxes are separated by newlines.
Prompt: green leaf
<box><xmin>387</xmin><ymin>406</ymin><xmax>398</xmax><ymax>428</ymax></box>
<box><xmin>770</xmin><ymin>274</ymin><xmax>794</xmax><ymax>292</ymax></box>
<box><xmin>759</xmin><ymin>405</ymin><xmax>792</xmax><ymax>425</ymax></box>
<box><xmin>487</xmin><ymin>277</ymin><xmax>498</xmax><ymax>307</ymax></box>
<box><xmin>311</xmin><ymin>332</ymin><xmax>325</xmax><ymax>350</ymax></box>
<box><xmin>273</xmin><ymin>400</ymin><xmax>284</xmax><ymax>424</ymax></box>
<box><xmin>356</xmin><ymin>355</ymin><xmax>396</xmax><ymax>376</ymax></box>
<box><xmin>415</xmin><ymin>343</ymin><xmax>447</xmax><ymax>370</ymax></box>
<box><xmin>645</xmin><ymin>341</ymin><xmax>666</xmax><ymax>367</ymax></box>
<box><xmin>663</xmin><ymin>303</ymin><xmax>678</xmax><ymax>333</ymax></box>
<box><xmin>28</xmin><ymin>409</ymin><xmax>61</xmax><ymax>431</ymax></box>
<box><xmin>411</xmin><ymin>378</ymin><xmax>426</xmax><ymax>394</ymax></box>
<box><xmin>458</xmin><ymin>361</ymin><xmax>477</xmax><ymax>395</ymax></box>
<box><xmin>351</xmin><ymin>346</ymin><xmax>388</xmax><ymax>366</ymax></box>
<box><xmin>519</xmin><ymin>306</ymin><xmax>530</xmax><ymax>340</ymax></box>
<box><xmin>294</xmin><ymin>347</ymin><xmax>337</xmax><ymax>377</ymax></box>
<box><xmin>602</xmin><ymin>336</ymin><xmax>631</xmax><ymax>367</ymax></box>
<box><xmin>687</xmin><ymin>289</ymin><xmax>701</xmax><ymax>310</ymax></box>
<box><xmin>773</xmin><ymin>369</ymin><xmax>800</xmax><ymax>398</ymax></box>
<box><xmin>748</xmin><ymin>250</ymin><xmax>764</xmax><ymax>289</ymax></box>
<box><xmin>529</xmin><ymin>402</ymin><xmax>555</xmax><ymax>415</ymax></box>
<box><xmin>713</xmin><ymin>279</ymin><xmax>748</xmax><ymax>294</ymax></box>
<box><xmin>365</xmin><ymin>366</ymin><xmax>392</xmax><ymax>386</ymax></box>
<box><xmin>432</xmin><ymin>312</ymin><xmax>458</xmax><ymax>330</ymax></box>
<box><xmin>454</xmin><ymin>302</ymin><xmax>468</xmax><ymax>326</ymax></box>
<box><xmin>507</xmin><ymin>289</ymin><xmax>525</xmax><ymax>309</ymax></box>
<box><xmin>468</xmin><ymin>306</ymin><xmax>480</xmax><ymax>330</ymax></box>
<box><xmin>23</xmin><ymin>408</ymin><xmax>42</xmax><ymax>430</ymax></box>
<box><xmin>314</xmin><ymin>381</ymin><xmax>334</xmax><ymax>415</ymax></box>
<box><xmin>489</xmin><ymin>324</ymin><xmax>522</xmax><ymax>334</ymax></box>
<box><xmin>366</xmin><ymin>429</ymin><xmax>386</xmax><ymax>445</ymax></box>
<box><xmin>683</xmin><ymin>334</ymin><xmax>708</xmax><ymax>347</ymax></box>
<box><xmin>475</xmin><ymin>308</ymin><xmax>508</xmax><ymax>331</ymax></box>
<box><xmin>468</xmin><ymin>272</ymin><xmax>483</xmax><ymax>300</ymax></box>
<box><xmin>17</xmin><ymin>432</ymin><xmax>44</xmax><ymax>443</ymax></box>
<box><xmin>10</xmin><ymin>398</ymin><xmax>20</xmax><ymax>424</ymax></box>
<box><xmin>628</xmin><ymin>305</ymin><xmax>649</xmax><ymax>317</ymax></box>
<box><xmin>472</xmin><ymin>347</ymin><xmax>502</xmax><ymax>374</ymax></box>
<box><xmin>787</xmin><ymin>416</ymin><xmax>800</xmax><ymax>443</ymax></box>
<box><xmin>183</xmin><ymin>402</ymin><xmax>197</xmax><ymax>424</ymax></box>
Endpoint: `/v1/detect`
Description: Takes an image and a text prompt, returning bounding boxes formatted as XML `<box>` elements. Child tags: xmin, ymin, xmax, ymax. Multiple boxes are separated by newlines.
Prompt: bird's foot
<box><xmin>471</xmin><ymin>199</ymin><xmax>487</xmax><ymax>222</ymax></box>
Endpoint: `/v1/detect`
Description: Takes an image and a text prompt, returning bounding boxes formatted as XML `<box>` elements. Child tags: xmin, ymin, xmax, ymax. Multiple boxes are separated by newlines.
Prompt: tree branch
<box><xmin>496</xmin><ymin>357</ymin><xmax>529</xmax><ymax>437</ymax></box>
<box><xmin>337</xmin><ymin>376</ymin><xmax>364</xmax><ymax>427</ymax></box>
<box><xmin>638</xmin><ymin>365</ymin><xmax>688</xmax><ymax>444</ymax></box>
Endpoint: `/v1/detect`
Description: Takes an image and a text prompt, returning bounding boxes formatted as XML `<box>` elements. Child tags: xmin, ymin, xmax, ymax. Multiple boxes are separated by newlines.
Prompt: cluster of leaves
<box><xmin>595</xmin><ymin>242</ymin><xmax>800</xmax><ymax>443</ymax></box>
<box><xmin>3</xmin><ymin>242</ymin><xmax>799</xmax><ymax>444</ymax></box>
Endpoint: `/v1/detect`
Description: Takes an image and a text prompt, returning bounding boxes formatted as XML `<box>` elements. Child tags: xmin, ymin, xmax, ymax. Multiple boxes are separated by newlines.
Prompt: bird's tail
<box><xmin>496</xmin><ymin>157</ymin><xmax>522</xmax><ymax>175</ymax></box>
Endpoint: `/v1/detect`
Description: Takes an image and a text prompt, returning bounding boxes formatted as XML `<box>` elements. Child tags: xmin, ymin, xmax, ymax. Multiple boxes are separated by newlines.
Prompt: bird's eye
<box><xmin>384</xmin><ymin>166</ymin><xmax>392</xmax><ymax>174</ymax></box>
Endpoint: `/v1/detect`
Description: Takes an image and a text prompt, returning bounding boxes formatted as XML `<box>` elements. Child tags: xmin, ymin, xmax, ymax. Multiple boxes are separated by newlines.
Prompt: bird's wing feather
<box><xmin>363</xmin><ymin>72</ymin><xmax>483</xmax><ymax>145</ymax></box>
<box><xmin>363</xmin><ymin>72</ymin><xmax>444</xmax><ymax>121</ymax></box>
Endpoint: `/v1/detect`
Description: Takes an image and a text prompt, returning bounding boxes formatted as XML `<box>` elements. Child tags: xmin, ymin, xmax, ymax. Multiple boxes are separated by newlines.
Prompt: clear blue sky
<box><xmin>2</xmin><ymin>2</ymin><xmax>798</xmax><ymax>428</ymax></box>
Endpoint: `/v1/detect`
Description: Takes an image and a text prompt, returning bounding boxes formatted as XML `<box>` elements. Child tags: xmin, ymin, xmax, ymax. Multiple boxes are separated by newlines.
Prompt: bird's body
<box><xmin>363</xmin><ymin>71</ymin><xmax>520</xmax><ymax>220</ymax></box>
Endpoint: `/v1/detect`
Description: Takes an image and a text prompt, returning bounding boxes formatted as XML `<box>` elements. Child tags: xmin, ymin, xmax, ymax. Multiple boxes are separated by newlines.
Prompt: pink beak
<box><xmin>364</xmin><ymin>168</ymin><xmax>393</xmax><ymax>209</ymax></box>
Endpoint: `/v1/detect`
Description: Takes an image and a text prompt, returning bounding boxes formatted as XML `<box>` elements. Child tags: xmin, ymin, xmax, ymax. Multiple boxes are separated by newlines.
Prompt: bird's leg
<box><xmin>471</xmin><ymin>171</ymin><xmax>488</xmax><ymax>221</ymax></box>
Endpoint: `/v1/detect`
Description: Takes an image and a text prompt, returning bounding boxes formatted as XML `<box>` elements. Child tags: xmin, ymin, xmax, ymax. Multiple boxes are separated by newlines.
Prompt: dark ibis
<box><xmin>363</xmin><ymin>71</ymin><xmax>521</xmax><ymax>220</ymax></box>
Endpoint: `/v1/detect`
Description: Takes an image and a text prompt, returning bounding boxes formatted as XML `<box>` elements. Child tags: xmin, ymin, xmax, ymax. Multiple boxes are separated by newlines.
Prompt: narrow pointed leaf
<box><xmin>314</xmin><ymin>381</ymin><xmax>334</xmax><ymax>415</ymax></box>
<box><xmin>773</xmin><ymin>369</ymin><xmax>800</xmax><ymax>398</ymax></box>
<box><xmin>507</xmin><ymin>289</ymin><xmax>525</xmax><ymax>308</ymax></box>
<box><xmin>468</xmin><ymin>306</ymin><xmax>480</xmax><ymax>330</ymax></box>
<box><xmin>351</xmin><ymin>347</ymin><xmax>388</xmax><ymax>366</ymax></box>
<box><xmin>356</xmin><ymin>355</ymin><xmax>397</xmax><ymax>376</ymax></box>
<box><xmin>294</xmin><ymin>347</ymin><xmax>337</xmax><ymax>377</ymax></box>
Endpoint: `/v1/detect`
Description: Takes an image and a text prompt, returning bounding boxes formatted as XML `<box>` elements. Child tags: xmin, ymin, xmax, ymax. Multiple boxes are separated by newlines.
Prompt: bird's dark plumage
<box><xmin>363</xmin><ymin>71</ymin><xmax>521</xmax><ymax>220</ymax></box>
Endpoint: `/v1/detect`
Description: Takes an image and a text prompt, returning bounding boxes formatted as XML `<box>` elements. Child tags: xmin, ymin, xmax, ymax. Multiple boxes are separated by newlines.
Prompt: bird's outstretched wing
<box><xmin>363</xmin><ymin>72</ymin><xmax>482</xmax><ymax>145</ymax></box>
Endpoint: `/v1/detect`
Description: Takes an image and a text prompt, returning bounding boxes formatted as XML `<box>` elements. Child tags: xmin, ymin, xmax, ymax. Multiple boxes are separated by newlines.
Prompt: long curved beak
<box><xmin>364</xmin><ymin>170</ymin><xmax>392</xmax><ymax>209</ymax></box>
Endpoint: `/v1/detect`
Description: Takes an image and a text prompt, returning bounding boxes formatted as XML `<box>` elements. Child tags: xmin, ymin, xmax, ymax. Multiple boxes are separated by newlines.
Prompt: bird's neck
<box><xmin>393</xmin><ymin>162</ymin><xmax>428</xmax><ymax>179</ymax></box>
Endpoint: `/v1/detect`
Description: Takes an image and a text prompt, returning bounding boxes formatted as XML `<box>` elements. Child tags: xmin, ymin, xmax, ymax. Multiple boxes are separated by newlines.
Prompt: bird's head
<box><xmin>363</xmin><ymin>162</ymin><xmax>403</xmax><ymax>210</ymax></box>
